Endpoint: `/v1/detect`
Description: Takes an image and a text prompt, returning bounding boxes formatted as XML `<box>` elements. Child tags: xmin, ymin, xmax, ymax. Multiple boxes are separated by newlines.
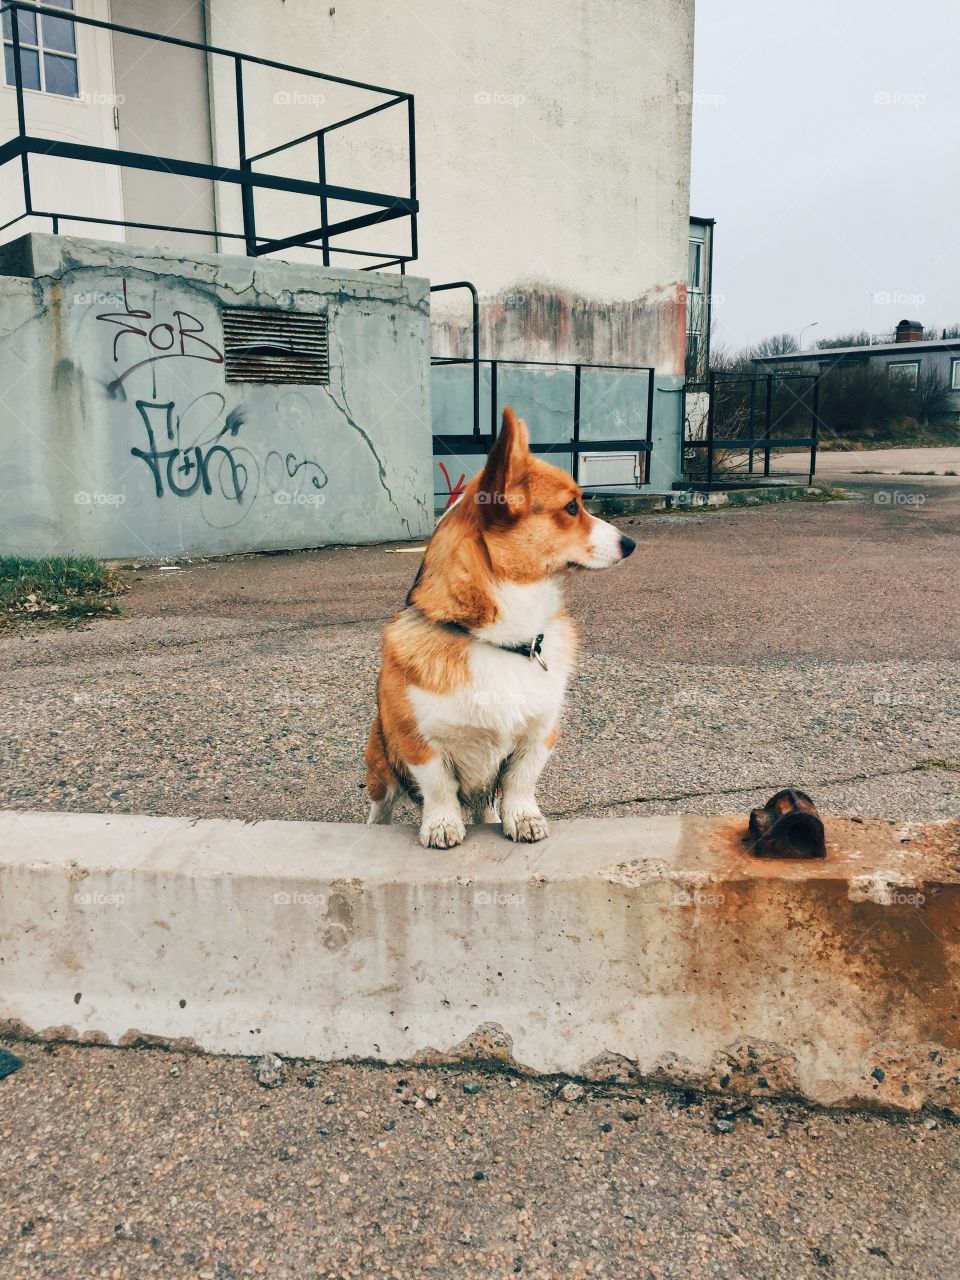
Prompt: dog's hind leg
<box><xmin>368</xmin><ymin>791</ymin><xmax>399</xmax><ymax>825</ymax></box>
<box><xmin>364</xmin><ymin>717</ymin><xmax>400</xmax><ymax>825</ymax></box>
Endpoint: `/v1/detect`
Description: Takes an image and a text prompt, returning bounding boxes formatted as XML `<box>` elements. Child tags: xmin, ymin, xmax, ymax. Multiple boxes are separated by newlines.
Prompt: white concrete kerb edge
<box><xmin>1</xmin><ymin>809</ymin><xmax>958</xmax><ymax>1112</ymax></box>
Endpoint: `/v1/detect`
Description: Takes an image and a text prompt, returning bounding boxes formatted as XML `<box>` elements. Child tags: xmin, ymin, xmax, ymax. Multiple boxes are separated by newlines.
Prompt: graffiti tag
<box><xmin>97</xmin><ymin>280</ymin><xmax>223</xmax><ymax>392</ymax></box>
<box><xmin>131</xmin><ymin>399</ymin><xmax>328</xmax><ymax>512</ymax></box>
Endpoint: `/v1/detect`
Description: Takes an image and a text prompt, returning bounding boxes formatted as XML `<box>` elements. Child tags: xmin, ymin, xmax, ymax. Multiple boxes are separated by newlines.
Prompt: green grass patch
<box><xmin>664</xmin><ymin>485</ymin><xmax>848</xmax><ymax>515</ymax></box>
<box><xmin>0</xmin><ymin>556</ymin><xmax>126</xmax><ymax>627</ymax></box>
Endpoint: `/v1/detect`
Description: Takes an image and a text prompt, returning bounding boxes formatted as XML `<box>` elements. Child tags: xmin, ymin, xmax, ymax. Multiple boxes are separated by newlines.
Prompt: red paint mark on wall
<box><xmin>438</xmin><ymin>461</ymin><xmax>466</xmax><ymax>509</ymax></box>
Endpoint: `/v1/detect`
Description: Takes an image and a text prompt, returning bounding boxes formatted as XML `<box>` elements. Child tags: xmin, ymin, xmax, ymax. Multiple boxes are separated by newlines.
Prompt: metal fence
<box><xmin>0</xmin><ymin>0</ymin><xmax>418</xmax><ymax>266</ymax></box>
<box><xmin>429</xmin><ymin>282</ymin><xmax>656</xmax><ymax>506</ymax></box>
<box><xmin>684</xmin><ymin>369</ymin><xmax>822</xmax><ymax>485</ymax></box>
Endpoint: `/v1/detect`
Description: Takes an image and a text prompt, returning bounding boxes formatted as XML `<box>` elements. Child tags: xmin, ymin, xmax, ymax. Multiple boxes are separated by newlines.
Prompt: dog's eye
<box><xmin>564</xmin><ymin>499</ymin><xmax>579</xmax><ymax>516</ymax></box>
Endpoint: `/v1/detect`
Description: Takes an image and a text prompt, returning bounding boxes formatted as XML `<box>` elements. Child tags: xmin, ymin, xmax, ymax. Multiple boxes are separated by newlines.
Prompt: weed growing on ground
<box><xmin>0</xmin><ymin>557</ymin><xmax>126</xmax><ymax>627</ymax></box>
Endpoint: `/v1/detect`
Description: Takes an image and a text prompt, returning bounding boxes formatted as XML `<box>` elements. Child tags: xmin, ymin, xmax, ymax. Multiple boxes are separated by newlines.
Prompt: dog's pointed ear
<box><xmin>478</xmin><ymin>407</ymin><xmax>530</xmax><ymax>519</ymax></box>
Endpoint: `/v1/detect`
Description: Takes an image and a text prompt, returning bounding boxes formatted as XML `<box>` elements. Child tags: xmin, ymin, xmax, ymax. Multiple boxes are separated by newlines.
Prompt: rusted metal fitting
<box><xmin>748</xmin><ymin>789</ymin><xmax>826</xmax><ymax>859</ymax></box>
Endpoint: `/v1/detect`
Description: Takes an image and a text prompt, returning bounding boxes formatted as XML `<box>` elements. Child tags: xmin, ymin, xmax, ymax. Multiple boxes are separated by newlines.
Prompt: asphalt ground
<box><xmin>772</xmin><ymin>444</ymin><xmax>960</xmax><ymax>477</ymax></box>
<box><xmin>2</xmin><ymin>476</ymin><xmax>960</xmax><ymax>1278</ymax></box>
<box><xmin>1</xmin><ymin>1041</ymin><xmax>959</xmax><ymax>1280</ymax></box>
<box><xmin>1</xmin><ymin>475</ymin><xmax>958</xmax><ymax>828</ymax></box>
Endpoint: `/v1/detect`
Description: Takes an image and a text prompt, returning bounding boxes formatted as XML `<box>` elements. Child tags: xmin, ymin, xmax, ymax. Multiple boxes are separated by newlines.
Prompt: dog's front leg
<box><xmin>410</xmin><ymin>755</ymin><xmax>466</xmax><ymax>850</ymax></box>
<box><xmin>500</xmin><ymin>729</ymin><xmax>553</xmax><ymax>843</ymax></box>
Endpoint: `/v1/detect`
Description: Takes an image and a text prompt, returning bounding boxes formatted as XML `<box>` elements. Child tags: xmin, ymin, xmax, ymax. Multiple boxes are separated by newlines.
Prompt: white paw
<box><xmin>419</xmin><ymin>811</ymin><xmax>466</xmax><ymax>849</ymax></box>
<box><xmin>502</xmin><ymin>809</ymin><xmax>550</xmax><ymax>843</ymax></box>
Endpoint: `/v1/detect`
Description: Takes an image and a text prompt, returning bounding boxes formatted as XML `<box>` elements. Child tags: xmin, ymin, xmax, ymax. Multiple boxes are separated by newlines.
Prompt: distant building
<box><xmin>753</xmin><ymin>321</ymin><xmax>960</xmax><ymax>419</ymax></box>
<box><xmin>685</xmin><ymin>216</ymin><xmax>715</xmax><ymax>383</ymax></box>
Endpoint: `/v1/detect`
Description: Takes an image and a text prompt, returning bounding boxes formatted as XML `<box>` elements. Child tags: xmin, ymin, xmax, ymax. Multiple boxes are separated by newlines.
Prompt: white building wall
<box><xmin>204</xmin><ymin>0</ymin><xmax>695</xmax><ymax>371</ymax></box>
<box><xmin>0</xmin><ymin>0</ymin><xmax>124</xmax><ymax>239</ymax></box>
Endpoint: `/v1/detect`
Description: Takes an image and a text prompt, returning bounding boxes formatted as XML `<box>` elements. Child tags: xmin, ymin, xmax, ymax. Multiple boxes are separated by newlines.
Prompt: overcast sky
<box><xmin>690</xmin><ymin>0</ymin><xmax>960</xmax><ymax>352</ymax></box>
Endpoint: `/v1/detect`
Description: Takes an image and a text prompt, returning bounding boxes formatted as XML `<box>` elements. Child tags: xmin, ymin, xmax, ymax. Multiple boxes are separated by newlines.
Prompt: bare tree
<box><xmin>816</xmin><ymin>330</ymin><xmax>872</xmax><ymax>350</ymax></box>
<box><xmin>916</xmin><ymin>367</ymin><xmax>956</xmax><ymax>425</ymax></box>
<box><xmin>750</xmin><ymin>333</ymin><xmax>800</xmax><ymax>359</ymax></box>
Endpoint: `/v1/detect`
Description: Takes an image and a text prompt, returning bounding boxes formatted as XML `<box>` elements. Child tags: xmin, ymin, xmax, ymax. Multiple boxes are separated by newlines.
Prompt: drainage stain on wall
<box><xmin>431</xmin><ymin>281</ymin><xmax>687</xmax><ymax>374</ymax></box>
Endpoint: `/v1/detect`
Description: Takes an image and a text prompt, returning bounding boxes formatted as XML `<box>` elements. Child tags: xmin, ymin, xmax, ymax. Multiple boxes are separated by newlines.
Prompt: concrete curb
<box><xmin>1</xmin><ymin>809</ymin><xmax>958</xmax><ymax>1112</ymax></box>
<box><xmin>584</xmin><ymin>484</ymin><xmax>840</xmax><ymax>517</ymax></box>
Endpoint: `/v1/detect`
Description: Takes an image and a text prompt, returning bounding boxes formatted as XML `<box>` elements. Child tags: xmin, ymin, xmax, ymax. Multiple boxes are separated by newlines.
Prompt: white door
<box><xmin>0</xmin><ymin>0</ymin><xmax>124</xmax><ymax>241</ymax></box>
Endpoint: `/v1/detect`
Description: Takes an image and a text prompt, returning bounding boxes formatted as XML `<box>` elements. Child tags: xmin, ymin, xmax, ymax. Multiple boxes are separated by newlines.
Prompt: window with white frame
<box><xmin>3</xmin><ymin>0</ymin><xmax>79</xmax><ymax>98</ymax></box>
<box><xmin>952</xmin><ymin>359</ymin><xmax>960</xmax><ymax>390</ymax></box>
<box><xmin>888</xmin><ymin>360</ymin><xmax>920</xmax><ymax>390</ymax></box>
<box><xmin>688</xmin><ymin>239</ymin><xmax>703</xmax><ymax>290</ymax></box>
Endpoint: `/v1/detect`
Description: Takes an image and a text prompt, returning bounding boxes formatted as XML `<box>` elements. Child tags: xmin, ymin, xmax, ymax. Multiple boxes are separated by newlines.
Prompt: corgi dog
<box><xmin>365</xmin><ymin>407</ymin><xmax>635</xmax><ymax>849</ymax></box>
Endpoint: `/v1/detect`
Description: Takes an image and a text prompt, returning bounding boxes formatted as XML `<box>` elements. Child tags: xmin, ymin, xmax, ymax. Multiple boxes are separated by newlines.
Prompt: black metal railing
<box><xmin>684</xmin><ymin>370</ymin><xmax>821</xmax><ymax>485</ymax></box>
<box><xmin>429</xmin><ymin>284</ymin><xmax>656</xmax><ymax>503</ymax></box>
<box><xmin>431</xmin><ymin>379</ymin><xmax>656</xmax><ymax>508</ymax></box>
<box><xmin>0</xmin><ymin>1</ymin><xmax>418</xmax><ymax>267</ymax></box>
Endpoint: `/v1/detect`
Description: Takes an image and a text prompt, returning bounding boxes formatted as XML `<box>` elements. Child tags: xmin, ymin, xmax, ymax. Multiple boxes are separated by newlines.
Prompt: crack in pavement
<box><xmin>552</xmin><ymin>758</ymin><xmax>960</xmax><ymax>816</ymax></box>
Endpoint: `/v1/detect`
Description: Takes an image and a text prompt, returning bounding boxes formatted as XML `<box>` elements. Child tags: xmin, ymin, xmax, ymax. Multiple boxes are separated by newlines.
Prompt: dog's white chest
<box><xmin>408</xmin><ymin>626</ymin><xmax>571</xmax><ymax>793</ymax></box>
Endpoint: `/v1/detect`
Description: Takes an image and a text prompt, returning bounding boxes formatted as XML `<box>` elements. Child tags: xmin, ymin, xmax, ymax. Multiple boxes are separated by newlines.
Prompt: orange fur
<box><xmin>365</xmin><ymin>407</ymin><xmax>630</xmax><ymax>836</ymax></box>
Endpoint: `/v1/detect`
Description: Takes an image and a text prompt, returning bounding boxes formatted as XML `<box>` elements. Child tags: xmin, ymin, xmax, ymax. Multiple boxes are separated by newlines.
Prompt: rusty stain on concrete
<box><xmin>431</xmin><ymin>281</ymin><xmax>687</xmax><ymax>372</ymax></box>
<box><xmin>3</xmin><ymin>810</ymin><xmax>960</xmax><ymax>1114</ymax></box>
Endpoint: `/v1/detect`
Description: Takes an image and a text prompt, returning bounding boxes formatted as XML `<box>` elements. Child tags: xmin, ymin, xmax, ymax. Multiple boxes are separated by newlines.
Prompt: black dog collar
<box><xmin>410</xmin><ymin>607</ymin><xmax>548</xmax><ymax>671</ymax></box>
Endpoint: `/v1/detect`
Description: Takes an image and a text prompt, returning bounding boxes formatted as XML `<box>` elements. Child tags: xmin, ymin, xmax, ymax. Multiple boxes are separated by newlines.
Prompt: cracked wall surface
<box><xmin>0</xmin><ymin>234</ymin><xmax>433</xmax><ymax>559</ymax></box>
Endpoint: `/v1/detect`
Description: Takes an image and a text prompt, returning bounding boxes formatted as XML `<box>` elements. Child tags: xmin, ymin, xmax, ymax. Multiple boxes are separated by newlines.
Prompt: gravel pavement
<box><xmin>1</xmin><ymin>476</ymin><xmax>958</xmax><ymax>827</ymax></box>
<box><xmin>2</xmin><ymin>1042</ymin><xmax>959</xmax><ymax>1280</ymax></box>
<box><xmin>3</xmin><ymin>478</ymin><xmax>960</xmax><ymax>1277</ymax></box>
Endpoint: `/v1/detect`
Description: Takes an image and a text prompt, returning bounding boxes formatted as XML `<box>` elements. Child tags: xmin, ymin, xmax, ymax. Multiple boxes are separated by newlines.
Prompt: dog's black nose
<box><xmin>619</xmin><ymin>533</ymin><xmax>636</xmax><ymax>559</ymax></box>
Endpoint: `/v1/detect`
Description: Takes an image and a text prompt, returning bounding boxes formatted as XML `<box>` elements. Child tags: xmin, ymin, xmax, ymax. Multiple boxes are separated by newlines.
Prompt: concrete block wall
<box><xmin>3</xmin><ymin>809</ymin><xmax>959</xmax><ymax>1112</ymax></box>
<box><xmin>0</xmin><ymin>234</ymin><xmax>433</xmax><ymax>559</ymax></box>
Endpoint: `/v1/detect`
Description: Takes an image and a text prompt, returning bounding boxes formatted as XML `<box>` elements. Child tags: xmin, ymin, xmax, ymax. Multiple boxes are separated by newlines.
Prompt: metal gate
<box><xmin>684</xmin><ymin>370</ymin><xmax>822</xmax><ymax>485</ymax></box>
<box><xmin>430</xmin><ymin>283</ymin><xmax>655</xmax><ymax>510</ymax></box>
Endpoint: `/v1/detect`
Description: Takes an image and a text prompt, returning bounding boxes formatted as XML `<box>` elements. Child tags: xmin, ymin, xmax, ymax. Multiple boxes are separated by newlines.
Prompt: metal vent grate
<box><xmin>222</xmin><ymin>308</ymin><xmax>329</xmax><ymax>384</ymax></box>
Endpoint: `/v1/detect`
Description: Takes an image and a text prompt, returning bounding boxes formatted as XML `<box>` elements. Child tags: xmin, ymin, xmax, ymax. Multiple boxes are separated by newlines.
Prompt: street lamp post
<box><xmin>799</xmin><ymin>321</ymin><xmax>819</xmax><ymax>352</ymax></box>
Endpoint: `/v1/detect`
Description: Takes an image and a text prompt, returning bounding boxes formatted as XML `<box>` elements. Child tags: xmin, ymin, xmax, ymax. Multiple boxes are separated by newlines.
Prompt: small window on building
<box><xmin>685</xmin><ymin>333</ymin><xmax>700</xmax><ymax>381</ymax></box>
<box><xmin>952</xmin><ymin>358</ymin><xmax>960</xmax><ymax>390</ymax></box>
<box><xmin>888</xmin><ymin>360</ymin><xmax>920</xmax><ymax>390</ymax></box>
<box><xmin>3</xmin><ymin>0</ymin><xmax>78</xmax><ymax>98</ymax></box>
<box><xmin>688</xmin><ymin>239</ymin><xmax>703</xmax><ymax>290</ymax></box>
